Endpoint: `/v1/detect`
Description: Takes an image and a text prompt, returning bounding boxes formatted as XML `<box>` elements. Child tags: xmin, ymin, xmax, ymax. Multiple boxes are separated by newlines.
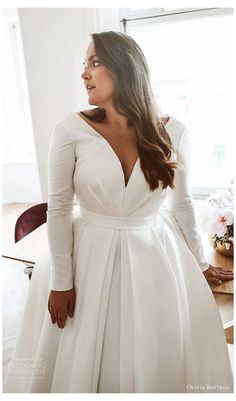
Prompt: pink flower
<box><xmin>206</xmin><ymin>207</ymin><xmax>233</xmax><ymax>237</ymax></box>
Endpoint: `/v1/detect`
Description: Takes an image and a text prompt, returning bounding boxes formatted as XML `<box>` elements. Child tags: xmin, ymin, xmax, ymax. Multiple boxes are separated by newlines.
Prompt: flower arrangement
<box><xmin>198</xmin><ymin>180</ymin><xmax>234</xmax><ymax>255</ymax></box>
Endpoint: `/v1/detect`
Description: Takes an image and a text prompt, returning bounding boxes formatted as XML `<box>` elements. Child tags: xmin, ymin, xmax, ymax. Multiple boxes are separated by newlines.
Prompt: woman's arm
<box><xmin>164</xmin><ymin>125</ymin><xmax>210</xmax><ymax>272</ymax></box>
<box><xmin>47</xmin><ymin>122</ymin><xmax>76</xmax><ymax>291</ymax></box>
<box><xmin>164</xmin><ymin>123</ymin><xmax>233</xmax><ymax>284</ymax></box>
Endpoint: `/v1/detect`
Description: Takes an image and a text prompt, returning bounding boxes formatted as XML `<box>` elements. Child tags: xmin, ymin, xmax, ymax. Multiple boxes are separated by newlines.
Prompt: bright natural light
<box><xmin>129</xmin><ymin>14</ymin><xmax>233</xmax><ymax>193</ymax></box>
<box><xmin>2</xmin><ymin>17</ymin><xmax>36</xmax><ymax>164</ymax></box>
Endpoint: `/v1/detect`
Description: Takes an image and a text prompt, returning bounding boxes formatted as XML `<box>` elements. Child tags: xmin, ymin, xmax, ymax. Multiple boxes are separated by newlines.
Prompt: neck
<box><xmin>103</xmin><ymin>106</ymin><xmax>130</xmax><ymax>129</ymax></box>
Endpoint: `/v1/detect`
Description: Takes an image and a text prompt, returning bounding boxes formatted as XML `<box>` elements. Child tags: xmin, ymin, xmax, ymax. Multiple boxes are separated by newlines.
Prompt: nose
<box><xmin>81</xmin><ymin>67</ymin><xmax>91</xmax><ymax>80</ymax></box>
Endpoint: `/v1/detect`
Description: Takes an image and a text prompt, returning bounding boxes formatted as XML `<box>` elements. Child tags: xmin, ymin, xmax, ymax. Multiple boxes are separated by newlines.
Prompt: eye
<box><xmin>93</xmin><ymin>59</ymin><xmax>100</xmax><ymax>67</ymax></box>
<box><xmin>82</xmin><ymin>59</ymin><xmax>100</xmax><ymax>71</ymax></box>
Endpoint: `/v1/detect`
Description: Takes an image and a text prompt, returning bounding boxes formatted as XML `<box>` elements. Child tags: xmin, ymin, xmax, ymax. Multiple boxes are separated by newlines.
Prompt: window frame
<box><xmin>118</xmin><ymin>7</ymin><xmax>234</xmax><ymax>200</ymax></box>
<box><xmin>119</xmin><ymin>7</ymin><xmax>233</xmax><ymax>32</ymax></box>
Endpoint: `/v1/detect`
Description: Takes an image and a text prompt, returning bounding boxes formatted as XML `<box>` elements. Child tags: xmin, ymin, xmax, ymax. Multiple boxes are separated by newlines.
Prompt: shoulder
<box><xmin>52</xmin><ymin>111</ymin><xmax>87</xmax><ymax>138</ymax></box>
<box><xmin>49</xmin><ymin>112</ymin><xmax>77</xmax><ymax>146</ymax></box>
<box><xmin>159</xmin><ymin>114</ymin><xmax>170</xmax><ymax>126</ymax></box>
<box><xmin>55</xmin><ymin>111</ymin><xmax>76</xmax><ymax>127</ymax></box>
<box><xmin>163</xmin><ymin>115</ymin><xmax>187</xmax><ymax>153</ymax></box>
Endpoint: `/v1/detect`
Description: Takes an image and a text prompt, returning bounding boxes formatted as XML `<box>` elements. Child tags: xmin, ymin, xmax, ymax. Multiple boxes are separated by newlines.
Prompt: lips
<box><xmin>86</xmin><ymin>84</ymin><xmax>95</xmax><ymax>89</ymax></box>
<box><xmin>87</xmin><ymin>87</ymin><xmax>96</xmax><ymax>94</ymax></box>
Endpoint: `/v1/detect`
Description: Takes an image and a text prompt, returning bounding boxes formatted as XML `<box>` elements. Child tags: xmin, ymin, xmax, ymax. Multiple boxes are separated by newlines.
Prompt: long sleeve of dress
<box><xmin>46</xmin><ymin>122</ymin><xmax>76</xmax><ymax>291</ymax></box>
<box><xmin>163</xmin><ymin>125</ymin><xmax>209</xmax><ymax>273</ymax></box>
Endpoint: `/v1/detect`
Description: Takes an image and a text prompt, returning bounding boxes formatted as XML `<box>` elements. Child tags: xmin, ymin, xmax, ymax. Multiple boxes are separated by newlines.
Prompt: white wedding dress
<box><xmin>3</xmin><ymin>112</ymin><xmax>233</xmax><ymax>393</ymax></box>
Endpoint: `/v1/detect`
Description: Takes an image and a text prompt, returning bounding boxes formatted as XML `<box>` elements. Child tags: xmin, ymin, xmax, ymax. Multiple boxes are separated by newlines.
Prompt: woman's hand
<box><xmin>48</xmin><ymin>288</ymin><xmax>76</xmax><ymax>329</ymax></box>
<box><xmin>203</xmin><ymin>264</ymin><xmax>234</xmax><ymax>285</ymax></box>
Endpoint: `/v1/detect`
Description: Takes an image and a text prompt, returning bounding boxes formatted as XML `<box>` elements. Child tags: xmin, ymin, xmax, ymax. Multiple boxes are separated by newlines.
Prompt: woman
<box><xmin>3</xmin><ymin>31</ymin><xmax>233</xmax><ymax>393</ymax></box>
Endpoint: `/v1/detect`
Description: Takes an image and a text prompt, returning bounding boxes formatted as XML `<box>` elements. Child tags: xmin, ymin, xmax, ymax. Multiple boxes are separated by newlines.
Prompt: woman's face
<box><xmin>81</xmin><ymin>42</ymin><xmax>115</xmax><ymax>108</ymax></box>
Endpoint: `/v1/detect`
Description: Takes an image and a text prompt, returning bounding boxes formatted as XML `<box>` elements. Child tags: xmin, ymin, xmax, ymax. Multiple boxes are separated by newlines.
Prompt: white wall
<box><xmin>17</xmin><ymin>8</ymin><xmax>96</xmax><ymax>201</ymax></box>
<box><xmin>2</xmin><ymin>164</ymin><xmax>41</xmax><ymax>204</ymax></box>
<box><xmin>95</xmin><ymin>8</ymin><xmax>120</xmax><ymax>32</ymax></box>
<box><xmin>3</xmin><ymin>8</ymin><xmax>120</xmax><ymax>204</ymax></box>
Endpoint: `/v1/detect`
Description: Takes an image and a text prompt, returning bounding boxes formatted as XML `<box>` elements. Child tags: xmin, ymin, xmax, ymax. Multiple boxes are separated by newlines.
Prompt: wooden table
<box><xmin>201</xmin><ymin>233</ymin><xmax>234</xmax><ymax>343</ymax></box>
<box><xmin>2</xmin><ymin>223</ymin><xmax>48</xmax><ymax>264</ymax></box>
<box><xmin>2</xmin><ymin>225</ymin><xmax>234</xmax><ymax>342</ymax></box>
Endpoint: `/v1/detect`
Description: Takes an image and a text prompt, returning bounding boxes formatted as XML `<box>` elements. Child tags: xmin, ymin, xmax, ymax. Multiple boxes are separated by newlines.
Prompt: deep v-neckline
<box><xmin>73</xmin><ymin>112</ymin><xmax>140</xmax><ymax>189</ymax></box>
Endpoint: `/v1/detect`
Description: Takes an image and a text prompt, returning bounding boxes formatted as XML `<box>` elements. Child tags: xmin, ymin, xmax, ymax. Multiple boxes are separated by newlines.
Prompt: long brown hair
<box><xmin>82</xmin><ymin>31</ymin><xmax>183</xmax><ymax>192</ymax></box>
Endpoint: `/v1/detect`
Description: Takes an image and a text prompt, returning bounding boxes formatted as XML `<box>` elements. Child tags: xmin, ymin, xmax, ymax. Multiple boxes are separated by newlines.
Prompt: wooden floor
<box><xmin>2</xmin><ymin>203</ymin><xmax>234</xmax><ymax>383</ymax></box>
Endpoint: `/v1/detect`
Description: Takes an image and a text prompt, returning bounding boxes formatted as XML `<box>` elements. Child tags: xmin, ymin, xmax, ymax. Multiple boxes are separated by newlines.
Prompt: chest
<box><xmin>79</xmin><ymin>114</ymin><xmax>139</xmax><ymax>187</ymax></box>
<box><xmin>99</xmin><ymin>130</ymin><xmax>139</xmax><ymax>186</ymax></box>
<box><xmin>102</xmin><ymin>128</ymin><xmax>138</xmax><ymax>162</ymax></box>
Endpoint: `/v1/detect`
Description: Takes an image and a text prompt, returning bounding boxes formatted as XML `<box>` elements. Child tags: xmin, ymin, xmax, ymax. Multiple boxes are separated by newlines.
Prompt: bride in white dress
<box><xmin>3</xmin><ymin>30</ymin><xmax>233</xmax><ymax>393</ymax></box>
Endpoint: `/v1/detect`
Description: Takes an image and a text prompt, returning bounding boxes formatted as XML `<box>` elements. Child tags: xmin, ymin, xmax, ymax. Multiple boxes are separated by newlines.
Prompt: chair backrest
<box><xmin>14</xmin><ymin>203</ymin><xmax>48</xmax><ymax>243</ymax></box>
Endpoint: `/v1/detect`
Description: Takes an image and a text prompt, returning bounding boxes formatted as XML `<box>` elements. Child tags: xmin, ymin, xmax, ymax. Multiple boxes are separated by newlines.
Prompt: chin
<box><xmin>88</xmin><ymin>98</ymin><xmax>97</xmax><ymax>106</ymax></box>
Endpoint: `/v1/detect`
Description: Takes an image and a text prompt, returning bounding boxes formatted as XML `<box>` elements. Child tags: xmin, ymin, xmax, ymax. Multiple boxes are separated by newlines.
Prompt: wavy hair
<box><xmin>81</xmin><ymin>31</ymin><xmax>183</xmax><ymax>191</ymax></box>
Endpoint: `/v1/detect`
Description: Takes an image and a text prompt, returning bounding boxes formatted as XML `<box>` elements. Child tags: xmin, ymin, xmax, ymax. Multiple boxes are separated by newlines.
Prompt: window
<box><xmin>119</xmin><ymin>8</ymin><xmax>233</xmax><ymax>198</ymax></box>
<box><xmin>2</xmin><ymin>12</ymin><xmax>36</xmax><ymax>163</ymax></box>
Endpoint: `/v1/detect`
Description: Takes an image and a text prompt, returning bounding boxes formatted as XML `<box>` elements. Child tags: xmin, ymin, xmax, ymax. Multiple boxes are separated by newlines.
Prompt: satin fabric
<box><xmin>3</xmin><ymin>112</ymin><xmax>233</xmax><ymax>393</ymax></box>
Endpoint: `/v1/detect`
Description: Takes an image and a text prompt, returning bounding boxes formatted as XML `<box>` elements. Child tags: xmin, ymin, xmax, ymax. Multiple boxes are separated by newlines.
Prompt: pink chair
<box><xmin>14</xmin><ymin>203</ymin><xmax>47</xmax><ymax>280</ymax></box>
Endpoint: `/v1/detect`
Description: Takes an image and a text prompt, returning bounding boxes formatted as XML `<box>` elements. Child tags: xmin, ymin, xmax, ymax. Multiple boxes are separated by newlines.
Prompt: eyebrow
<box><xmin>83</xmin><ymin>54</ymin><xmax>97</xmax><ymax>64</ymax></box>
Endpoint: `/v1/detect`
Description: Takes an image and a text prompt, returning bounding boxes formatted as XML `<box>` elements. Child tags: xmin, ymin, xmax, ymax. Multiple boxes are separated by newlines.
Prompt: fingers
<box><xmin>211</xmin><ymin>278</ymin><xmax>223</xmax><ymax>285</ymax></box>
<box><xmin>47</xmin><ymin>289</ymin><xmax>76</xmax><ymax>328</ymax></box>
<box><xmin>48</xmin><ymin>298</ymin><xmax>56</xmax><ymax>324</ymax></box>
<box><xmin>215</xmin><ymin>267</ymin><xmax>233</xmax><ymax>275</ymax></box>
<box><xmin>216</xmin><ymin>274</ymin><xmax>233</xmax><ymax>281</ymax></box>
<box><xmin>48</xmin><ymin>307</ymin><xmax>67</xmax><ymax>328</ymax></box>
<box><xmin>49</xmin><ymin>306</ymin><xmax>56</xmax><ymax>324</ymax></box>
<box><xmin>48</xmin><ymin>299</ymin><xmax>60</xmax><ymax>326</ymax></box>
<box><xmin>57</xmin><ymin>310</ymin><xmax>67</xmax><ymax>329</ymax></box>
<box><xmin>56</xmin><ymin>298</ymin><xmax>76</xmax><ymax>327</ymax></box>
<box><xmin>216</xmin><ymin>267</ymin><xmax>233</xmax><ymax>272</ymax></box>
<box><xmin>204</xmin><ymin>266</ymin><xmax>233</xmax><ymax>285</ymax></box>
<box><xmin>68</xmin><ymin>298</ymin><xmax>75</xmax><ymax>318</ymax></box>
<box><xmin>49</xmin><ymin>308</ymin><xmax>56</xmax><ymax>324</ymax></box>
<box><xmin>211</xmin><ymin>268</ymin><xmax>233</xmax><ymax>282</ymax></box>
